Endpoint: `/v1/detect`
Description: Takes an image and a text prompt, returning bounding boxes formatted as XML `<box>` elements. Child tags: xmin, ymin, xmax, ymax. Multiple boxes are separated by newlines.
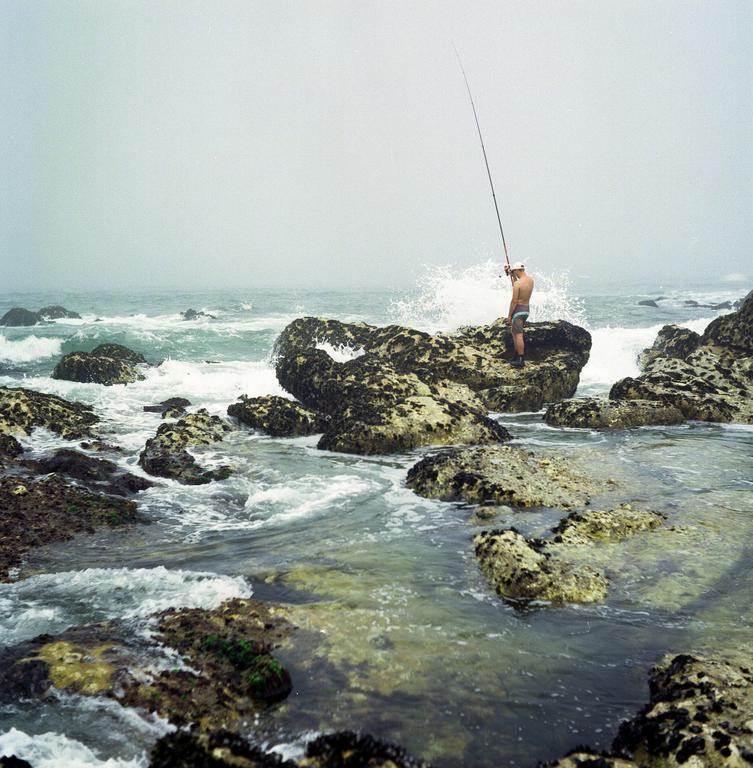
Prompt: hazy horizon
<box><xmin>2</xmin><ymin>1</ymin><xmax>751</xmax><ymax>291</ymax></box>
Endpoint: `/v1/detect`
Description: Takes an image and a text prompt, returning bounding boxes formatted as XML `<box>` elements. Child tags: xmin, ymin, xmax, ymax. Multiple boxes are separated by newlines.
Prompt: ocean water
<box><xmin>1</xmin><ymin>264</ymin><xmax>751</xmax><ymax>767</ymax></box>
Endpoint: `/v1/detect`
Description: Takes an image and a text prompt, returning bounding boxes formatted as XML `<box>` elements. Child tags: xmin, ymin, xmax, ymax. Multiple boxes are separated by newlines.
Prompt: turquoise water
<box><xmin>0</xmin><ymin>269</ymin><xmax>751</xmax><ymax>767</ymax></box>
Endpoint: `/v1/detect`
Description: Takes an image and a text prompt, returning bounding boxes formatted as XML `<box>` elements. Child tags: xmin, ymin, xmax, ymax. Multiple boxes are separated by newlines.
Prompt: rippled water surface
<box><xmin>1</xmin><ymin>272</ymin><xmax>751</xmax><ymax>767</ymax></box>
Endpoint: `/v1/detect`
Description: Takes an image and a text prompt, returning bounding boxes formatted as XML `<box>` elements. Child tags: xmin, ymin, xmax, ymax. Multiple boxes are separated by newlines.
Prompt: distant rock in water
<box><xmin>271</xmin><ymin>315</ymin><xmax>590</xmax><ymax>454</ymax></box>
<box><xmin>37</xmin><ymin>305</ymin><xmax>81</xmax><ymax>320</ymax></box>
<box><xmin>228</xmin><ymin>395</ymin><xmax>325</xmax><ymax>437</ymax></box>
<box><xmin>0</xmin><ymin>307</ymin><xmax>39</xmax><ymax>326</ymax></box>
<box><xmin>139</xmin><ymin>409</ymin><xmax>234</xmax><ymax>484</ymax></box>
<box><xmin>611</xmin><ymin>289</ymin><xmax>753</xmax><ymax>423</ymax></box>
<box><xmin>637</xmin><ymin>299</ymin><xmax>658</xmax><ymax>307</ymax></box>
<box><xmin>181</xmin><ymin>308</ymin><xmax>216</xmax><ymax>320</ymax></box>
<box><xmin>53</xmin><ymin>343</ymin><xmax>147</xmax><ymax>386</ymax></box>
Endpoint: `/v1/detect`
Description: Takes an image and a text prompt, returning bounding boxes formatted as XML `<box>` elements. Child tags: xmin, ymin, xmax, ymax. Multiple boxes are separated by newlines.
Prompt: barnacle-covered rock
<box><xmin>545</xmin><ymin>397</ymin><xmax>685</xmax><ymax>429</ymax></box>
<box><xmin>53</xmin><ymin>343</ymin><xmax>148</xmax><ymax>386</ymax></box>
<box><xmin>228</xmin><ymin>395</ymin><xmax>325</xmax><ymax>437</ymax></box>
<box><xmin>0</xmin><ymin>386</ymin><xmax>98</xmax><ymax>439</ymax></box>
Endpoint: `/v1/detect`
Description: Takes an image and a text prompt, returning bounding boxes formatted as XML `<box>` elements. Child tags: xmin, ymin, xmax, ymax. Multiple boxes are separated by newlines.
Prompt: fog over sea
<box><xmin>1</xmin><ymin>264</ymin><xmax>752</xmax><ymax>767</ymax></box>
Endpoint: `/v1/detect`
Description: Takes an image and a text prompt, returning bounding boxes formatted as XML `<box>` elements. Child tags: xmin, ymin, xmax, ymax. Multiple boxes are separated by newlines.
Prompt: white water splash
<box><xmin>315</xmin><ymin>341</ymin><xmax>365</xmax><ymax>362</ymax></box>
<box><xmin>0</xmin><ymin>335</ymin><xmax>62</xmax><ymax>363</ymax></box>
<box><xmin>0</xmin><ymin>728</ymin><xmax>147</xmax><ymax>768</ymax></box>
<box><xmin>389</xmin><ymin>260</ymin><xmax>586</xmax><ymax>332</ymax></box>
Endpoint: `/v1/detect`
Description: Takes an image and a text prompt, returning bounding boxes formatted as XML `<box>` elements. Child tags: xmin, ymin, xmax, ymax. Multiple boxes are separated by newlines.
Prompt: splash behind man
<box><xmin>504</xmin><ymin>262</ymin><xmax>534</xmax><ymax>367</ymax></box>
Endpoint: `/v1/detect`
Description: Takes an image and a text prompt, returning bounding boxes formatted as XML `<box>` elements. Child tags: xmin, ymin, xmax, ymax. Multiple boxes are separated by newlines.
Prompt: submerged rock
<box><xmin>0</xmin><ymin>473</ymin><xmax>141</xmax><ymax>581</ymax></box>
<box><xmin>143</xmin><ymin>397</ymin><xmax>191</xmax><ymax>420</ymax></box>
<box><xmin>550</xmin><ymin>505</ymin><xmax>665</xmax><ymax>544</ymax></box>
<box><xmin>228</xmin><ymin>394</ymin><xmax>325</xmax><ymax>437</ymax></box>
<box><xmin>544</xmin><ymin>397</ymin><xmax>685</xmax><ymax>429</ymax></box>
<box><xmin>0</xmin><ymin>308</ymin><xmax>39</xmax><ymax>326</ymax></box>
<box><xmin>637</xmin><ymin>299</ymin><xmax>659</xmax><ymax>307</ymax></box>
<box><xmin>148</xmin><ymin>728</ymin><xmax>432</xmax><ymax>768</ymax></box>
<box><xmin>181</xmin><ymin>308</ymin><xmax>217</xmax><ymax>320</ymax></box>
<box><xmin>474</xmin><ymin>528</ymin><xmax>608</xmax><ymax>605</ymax></box>
<box><xmin>37</xmin><ymin>305</ymin><xmax>81</xmax><ymax>320</ymax></box>
<box><xmin>406</xmin><ymin>444</ymin><xmax>594</xmax><ymax>509</ymax></box>
<box><xmin>138</xmin><ymin>408</ymin><xmax>234</xmax><ymax>484</ymax></box>
<box><xmin>0</xmin><ymin>386</ymin><xmax>98</xmax><ymax>439</ymax></box>
<box><xmin>0</xmin><ymin>598</ymin><xmax>294</xmax><ymax>729</ymax></box>
<box><xmin>53</xmin><ymin>343</ymin><xmax>147</xmax><ymax>386</ymax></box>
<box><xmin>612</xmin><ymin>291</ymin><xmax>753</xmax><ymax>423</ymax></box>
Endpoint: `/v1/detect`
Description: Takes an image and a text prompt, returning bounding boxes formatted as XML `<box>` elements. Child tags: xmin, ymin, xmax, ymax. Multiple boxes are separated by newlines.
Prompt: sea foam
<box><xmin>0</xmin><ymin>335</ymin><xmax>62</xmax><ymax>363</ymax></box>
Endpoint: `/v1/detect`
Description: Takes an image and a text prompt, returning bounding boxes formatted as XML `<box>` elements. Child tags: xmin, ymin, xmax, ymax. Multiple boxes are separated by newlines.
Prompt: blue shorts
<box><xmin>511</xmin><ymin>304</ymin><xmax>529</xmax><ymax>334</ymax></box>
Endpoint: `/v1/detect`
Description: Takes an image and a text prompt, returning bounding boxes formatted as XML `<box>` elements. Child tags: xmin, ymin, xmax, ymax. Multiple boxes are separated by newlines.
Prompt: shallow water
<box><xmin>1</xmin><ymin>272</ymin><xmax>751</xmax><ymax>766</ymax></box>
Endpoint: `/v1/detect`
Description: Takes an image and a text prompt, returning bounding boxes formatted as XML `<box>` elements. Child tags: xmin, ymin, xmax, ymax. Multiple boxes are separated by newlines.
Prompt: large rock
<box><xmin>0</xmin><ymin>473</ymin><xmax>141</xmax><ymax>580</ymax></box>
<box><xmin>277</xmin><ymin>346</ymin><xmax>509</xmax><ymax>455</ymax></box>
<box><xmin>37</xmin><ymin>305</ymin><xmax>81</xmax><ymax>320</ymax></box>
<box><xmin>228</xmin><ymin>395</ymin><xmax>325</xmax><ymax>437</ymax></box>
<box><xmin>53</xmin><ymin>343</ymin><xmax>147</xmax><ymax>386</ymax></box>
<box><xmin>406</xmin><ymin>444</ymin><xmax>595</xmax><ymax>509</ymax></box>
<box><xmin>0</xmin><ymin>386</ymin><xmax>98</xmax><ymax>439</ymax></box>
<box><xmin>545</xmin><ymin>397</ymin><xmax>685</xmax><ymax>429</ymax></box>
<box><xmin>0</xmin><ymin>308</ymin><xmax>39</xmax><ymax>326</ymax></box>
<box><xmin>474</xmin><ymin>528</ymin><xmax>608</xmax><ymax>605</ymax></box>
<box><xmin>275</xmin><ymin>316</ymin><xmax>592</xmax><ymax>414</ymax></box>
<box><xmin>138</xmin><ymin>409</ymin><xmax>234</xmax><ymax>484</ymax></box>
<box><xmin>611</xmin><ymin>291</ymin><xmax>753</xmax><ymax>423</ymax></box>
<box><xmin>0</xmin><ymin>598</ymin><xmax>293</xmax><ymax>728</ymax></box>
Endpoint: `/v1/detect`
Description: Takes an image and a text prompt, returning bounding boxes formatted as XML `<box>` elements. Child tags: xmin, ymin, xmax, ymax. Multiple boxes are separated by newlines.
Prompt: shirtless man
<box><xmin>504</xmin><ymin>262</ymin><xmax>534</xmax><ymax>367</ymax></box>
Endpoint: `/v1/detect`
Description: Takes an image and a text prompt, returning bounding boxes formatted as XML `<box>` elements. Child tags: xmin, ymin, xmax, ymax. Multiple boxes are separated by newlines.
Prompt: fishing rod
<box><xmin>453</xmin><ymin>45</ymin><xmax>513</xmax><ymax>285</ymax></box>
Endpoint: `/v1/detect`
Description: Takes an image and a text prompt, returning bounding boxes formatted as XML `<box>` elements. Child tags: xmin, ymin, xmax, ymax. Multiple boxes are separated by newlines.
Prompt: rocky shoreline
<box><xmin>0</xmin><ymin>291</ymin><xmax>751</xmax><ymax>765</ymax></box>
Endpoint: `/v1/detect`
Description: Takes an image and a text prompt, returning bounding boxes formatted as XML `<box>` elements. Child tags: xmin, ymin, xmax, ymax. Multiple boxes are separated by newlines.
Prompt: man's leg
<box><xmin>514</xmin><ymin>332</ymin><xmax>524</xmax><ymax>357</ymax></box>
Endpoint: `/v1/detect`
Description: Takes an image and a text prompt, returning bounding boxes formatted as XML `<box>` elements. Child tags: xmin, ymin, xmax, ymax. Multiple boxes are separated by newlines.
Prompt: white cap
<box><xmin>509</xmin><ymin>261</ymin><xmax>525</xmax><ymax>271</ymax></box>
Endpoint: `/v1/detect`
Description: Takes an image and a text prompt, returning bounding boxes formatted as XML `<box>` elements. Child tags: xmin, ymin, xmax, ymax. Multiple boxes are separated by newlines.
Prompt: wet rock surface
<box><xmin>0</xmin><ymin>473</ymin><xmax>142</xmax><ymax>581</ymax></box>
<box><xmin>228</xmin><ymin>394</ymin><xmax>326</xmax><ymax>437</ymax></box>
<box><xmin>143</xmin><ymin>397</ymin><xmax>191</xmax><ymax>419</ymax></box>
<box><xmin>406</xmin><ymin>444</ymin><xmax>595</xmax><ymax>508</ymax></box>
<box><xmin>37</xmin><ymin>304</ymin><xmax>81</xmax><ymax>320</ymax></box>
<box><xmin>53</xmin><ymin>343</ymin><xmax>148</xmax><ymax>386</ymax></box>
<box><xmin>638</xmin><ymin>325</ymin><xmax>701</xmax><ymax>370</ymax></box>
<box><xmin>34</xmin><ymin>448</ymin><xmax>154</xmax><ymax>496</ymax></box>
<box><xmin>474</xmin><ymin>528</ymin><xmax>609</xmax><ymax>605</ymax></box>
<box><xmin>148</xmin><ymin>728</ymin><xmax>432</xmax><ymax>768</ymax></box>
<box><xmin>277</xmin><ymin>345</ymin><xmax>509</xmax><ymax>455</ymax></box>
<box><xmin>545</xmin><ymin>397</ymin><xmax>685</xmax><ymax>429</ymax></box>
<box><xmin>0</xmin><ymin>386</ymin><xmax>99</xmax><ymax>439</ymax></box>
<box><xmin>274</xmin><ymin>315</ymin><xmax>592</xmax><ymax>416</ymax></box>
<box><xmin>0</xmin><ymin>598</ymin><xmax>293</xmax><ymax>728</ymax></box>
<box><xmin>139</xmin><ymin>408</ymin><xmax>235</xmax><ymax>484</ymax></box>
<box><xmin>611</xmin><ymin>291</ymin><xmax>753</xmax><ymax>423</ymax></box>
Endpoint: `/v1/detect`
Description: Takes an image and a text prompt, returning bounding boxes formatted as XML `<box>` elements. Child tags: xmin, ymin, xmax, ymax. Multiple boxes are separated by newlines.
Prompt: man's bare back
<box><xmin>504</xmin><ymin>262</ymin><xmax>534</xmax><ymax>367</ymax></box>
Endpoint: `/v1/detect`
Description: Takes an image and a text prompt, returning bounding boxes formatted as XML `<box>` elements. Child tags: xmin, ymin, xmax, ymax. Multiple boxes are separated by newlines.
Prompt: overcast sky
<box><xmin>1</xmin><ymin>0</ymin><xmax>751</xmax><ymax>291</ymax></box>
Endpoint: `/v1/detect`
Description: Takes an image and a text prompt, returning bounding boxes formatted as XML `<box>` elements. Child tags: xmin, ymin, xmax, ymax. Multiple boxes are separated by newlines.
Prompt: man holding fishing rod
<box><xmin>504</xmin><ymin>262</ymin><xmax>534</xmax><ymax>368</ymax></box>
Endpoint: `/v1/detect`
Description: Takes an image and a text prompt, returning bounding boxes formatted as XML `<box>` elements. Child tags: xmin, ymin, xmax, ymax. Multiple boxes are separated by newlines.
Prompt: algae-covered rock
<box><xmin>139</xmin><ymin>409</ymin><xmax>235</xmax><ymax>484</ymax></box>
<box><xmin>0</xmin><ymin>598</ymin><xmax>294</xmax><ymax>729</ymax></box>
<box><xmin>0</xmin><ymin>386</ymin><xmax>99</xmax><ymax>439</ymax></box>
<box><xmin>274</xmin><ymin>315</ymin><xmax>592</xmax><ymax>417</ymax></box>
<box><xmin>638</xmin><ymin>324</ymin><xmax>701</xmax><ymax>370</ymax></box>
<box><xmin>0</xmin><ymin>434</ymin><xmax>23</xmax><ymax>458</ymax></box>
<box><xmin>406</xmin><ymin>444</ymin><xmax>594</xmax><ymax>509</ymax></box>
<box><xmin>0</xmin><ymin>308</ymin><xmax>39</xmax><ymax>326</ymax></box>
<box><xmin>277</xmin><ymin>346</ymin><xmax>509</xmax><ymax>455</ymax></box>
<box><xmin>37</xmin><ymin>305</ymin><xmax>81</xmax><ymax>320</ymax></box>
<box><xmin>53</xmin><ymin>343</ymin><xmax>147</xmax><ymax>386</ymax></box>
<box><xmin>539</xmin><ymin>749</ymin><xmax>637</xmax><ymax>767</ymax></box>
<box><xmin>0</xmin><ymin>473</ymin><xmax>141</xmax><ymax>581</ymax></box>
<box><xmin>545</xmin><ymin>397</ymin><xmax>685</xmax><ymax>429</ymax></box>
<box><xmin>228</xmin><ymin>394</ymin><xmax>325</xmax><ymax>437</ymax></box>
<box><xmin>550</xmin><ymin>505</ymin><xmax>665</xmax><ymax>545</ymax></box>
<box><xmin>612</xmin><ymin>653</ymin><xmax>753</xmax><ymax>766</ymax></box>
<box><xmin>473</xmin><ymin>528</ymin><xmax>608</xmax><ymax>605</ymax></box>
<box><xmin>303</xmin><ymin>731</ymin><xmax>433</xmax><ymax>768</ymax></box>
<box><xmin>612</xmin><ymin>292</ymin><xmax>753</xmax><ymax>424</ymax></box>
